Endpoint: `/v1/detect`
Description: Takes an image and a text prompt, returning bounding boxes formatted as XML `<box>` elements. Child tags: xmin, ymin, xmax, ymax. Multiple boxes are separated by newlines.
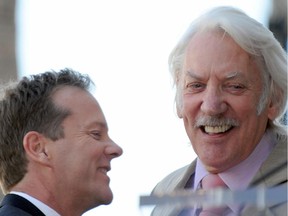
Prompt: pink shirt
<box><xmin>193</xmin><ymin>130</ymin><xmax>277</xmax><ymax>215</ymax></box>
<box><xmin>194</xmin><ymin>130</ymin><xmax>277</xmax><ymax>191</ymax></box>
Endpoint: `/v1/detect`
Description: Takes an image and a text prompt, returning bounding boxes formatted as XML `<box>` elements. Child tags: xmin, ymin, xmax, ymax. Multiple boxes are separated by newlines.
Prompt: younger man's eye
<box><xmin>90</xmin><ymin>131</ymin><xmax>101</xmax><ymax>140</ymax></box>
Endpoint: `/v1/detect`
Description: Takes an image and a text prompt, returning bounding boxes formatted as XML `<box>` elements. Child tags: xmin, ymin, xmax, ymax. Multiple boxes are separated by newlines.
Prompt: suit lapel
<box><xmin>152</xmin><ymin>137</ymin><xmax>287</xmax><ymax>216</ymax></box>
<box><xmin>242</xmin><ymin>138</ymin><xmax>288</xmax><ymax>215</ymax></box>
<box><xmin>151</xmin><ymin>161</ymin><xmax>197</xmax><ymax>216</ymax></box>
<box><xmin>1</xmin><ymin>194</ymin><xmax>45</xmax><ymax>216</ymax></box>
<box><xmin>250</xmin><ymin>137</ymin><xmax>287</xmax><ymax>187</ymax></box>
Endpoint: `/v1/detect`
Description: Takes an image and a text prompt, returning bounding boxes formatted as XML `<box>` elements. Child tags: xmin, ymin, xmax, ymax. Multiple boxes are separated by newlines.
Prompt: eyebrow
<box><xmin>186</xmin><ymin>70</ymin><xmax>201</xmax><ymax>80</ymax></box>
<box><xmin>186</xmin><ymin>70</ymin><xmax>243</xmax><ymax>80</ymax></box>
<box><xmin>225</xmin><ymin>71</ymin><xmax>241</xmax><ymax>79</ymax></box>
<box><xmin>86</xmin><ymin>121</ymin><xmax>108</xmax><ymax>130</ymax></box>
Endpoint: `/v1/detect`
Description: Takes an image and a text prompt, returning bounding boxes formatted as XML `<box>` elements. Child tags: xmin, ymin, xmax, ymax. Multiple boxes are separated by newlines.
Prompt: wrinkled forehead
<box><xmin>181</xmin><ymin>30</ymin><xmax>263</xmax><ymax>86</ymax></box>
<box><xmin>185</xmin><ymin>31</ymin><xmax>251</xmax><ymax>66</ymax></box>
<box><xmin>186</xmin><ymin>30</ymin><xmax>238</xmax><ymax>53</ymax></box>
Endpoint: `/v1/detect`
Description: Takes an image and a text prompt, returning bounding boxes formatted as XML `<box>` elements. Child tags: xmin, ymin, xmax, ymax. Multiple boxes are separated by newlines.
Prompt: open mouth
<box><xmin>98</xmin><ymin>166</ymin><xmax>111</xmax><ymax>175</ymax></box>
<box><xmin>99</xmin><ymin>168</ymin><xmax>108</xmax><ymax>174</ymax></box>
<box><xmin>200</xmin><ymin>125</ymin><xmax>234</xmax><ymax>134</ymax></box>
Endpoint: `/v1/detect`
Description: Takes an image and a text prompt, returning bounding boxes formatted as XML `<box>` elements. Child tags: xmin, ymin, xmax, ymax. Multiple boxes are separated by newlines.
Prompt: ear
<box><xmin>23</xmin><ymin>131</ymin><xmax>51</xmax><ymax>166</ymax></box>
<box><xmin>267</xmin><ymin>99</ymin><xmax>279</xmax><ymax>120</ymax></box>
<box><xmin>176</xmin><ymin>103</ymin><xmax>183</xmax><ymax>118</ymax></box>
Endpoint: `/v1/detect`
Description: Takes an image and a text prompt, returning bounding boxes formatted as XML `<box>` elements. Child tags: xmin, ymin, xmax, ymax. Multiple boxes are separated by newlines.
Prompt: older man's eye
<box><xmin>186</xmin><ymin>82</ymin><xmax>205</xmax><ymax>93</ymax></box>
<box><xmin>225</xmin><ymin>83</ymin><xmax>246</xmax><ymax>94</ymax></box>
<box><xmin>231</xmin><ymin>84</ymin><xmax>243</xmax><ymax>89</ymax></box>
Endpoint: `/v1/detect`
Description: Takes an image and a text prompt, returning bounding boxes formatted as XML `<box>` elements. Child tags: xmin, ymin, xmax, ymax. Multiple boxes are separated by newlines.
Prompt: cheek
<box><xmin>181</xmin><ymin>106</ymin><xmax>194</xmax><ymax>123</ymax></box>
<box><xmin>86</xmin><ymin>144</ymin><xmax>106</xmax><ymax>161</ymax></box>
<box><xmin>182</xmin><ymin>96</ymin><xmax>198</xmax><ymax>114</ymax></box>
<box><xmin>229</xmin><ymin>94</ymin><xmax>259</xmax><ymax>114</ymax></box>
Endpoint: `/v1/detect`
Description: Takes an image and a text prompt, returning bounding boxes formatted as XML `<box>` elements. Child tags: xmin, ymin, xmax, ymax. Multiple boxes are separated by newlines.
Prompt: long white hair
<box><xmin>169</xmin><ymin>6</ymin><xmax>287</xmax><ymax>137</ymax></box>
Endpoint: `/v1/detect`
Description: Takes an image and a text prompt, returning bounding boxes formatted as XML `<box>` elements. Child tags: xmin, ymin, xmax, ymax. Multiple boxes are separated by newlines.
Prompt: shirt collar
<box><xmin>10</xmin><ymin>191</ymin><xmax>61</xmax><ymax>216</ymax></box>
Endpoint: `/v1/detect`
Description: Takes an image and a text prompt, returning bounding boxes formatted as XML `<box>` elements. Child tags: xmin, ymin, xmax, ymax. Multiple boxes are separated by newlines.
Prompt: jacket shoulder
<box><xmin>0</xmin><ymin>205</ymin><xmax>32</xmax><ymax>216</ymax></box>
<box><xmin>152</xmin><ymin>162</ymin><xmax>196</xmax><ymax>194</ymax></box>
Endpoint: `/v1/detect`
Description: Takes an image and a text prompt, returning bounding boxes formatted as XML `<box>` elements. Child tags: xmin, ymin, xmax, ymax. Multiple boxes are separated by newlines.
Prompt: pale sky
<box><xmin>16</xmin><ymin>1</ymin><xmax>271</xmax><ymax>215</ymax></box>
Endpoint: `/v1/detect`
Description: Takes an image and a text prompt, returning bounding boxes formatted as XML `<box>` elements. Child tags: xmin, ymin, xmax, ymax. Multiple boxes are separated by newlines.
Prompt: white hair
<box><xmin>169</xmin><ymin>6</ymin><xmax>287</xmax><ymax>136</ymax></box>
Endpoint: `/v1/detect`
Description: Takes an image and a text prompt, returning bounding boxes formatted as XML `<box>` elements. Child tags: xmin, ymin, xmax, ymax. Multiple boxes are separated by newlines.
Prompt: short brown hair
<box><xmin>0</xmin><ymin>68</ymin><xmax>93</xmax><ymax>193</ymax></box>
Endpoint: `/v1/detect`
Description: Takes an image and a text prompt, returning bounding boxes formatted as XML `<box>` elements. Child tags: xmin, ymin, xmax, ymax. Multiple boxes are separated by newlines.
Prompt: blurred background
<box><xmin>0</xmin><ymin>0</ymin><xmax>286</xmax><ymax>215</ymax></box>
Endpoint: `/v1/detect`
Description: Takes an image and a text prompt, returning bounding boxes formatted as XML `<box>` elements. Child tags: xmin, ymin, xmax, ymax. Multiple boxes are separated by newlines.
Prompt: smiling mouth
<box><xmin>201</xmin><ymin>125</ymin><xmax>233</xmax><ymax>134</ymax></box>
<box><xmin>98</xmin><ymin>167</ymin><xmax>111</xmax><ymax>175</ymax></box>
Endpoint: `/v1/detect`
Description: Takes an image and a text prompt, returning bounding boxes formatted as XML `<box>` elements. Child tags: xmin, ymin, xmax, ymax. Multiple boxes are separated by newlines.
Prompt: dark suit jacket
<box><xmin>0</xmin><ymin>194</ymin><xmax>45</xmax><ymax>216</ymax></box>
<box><xmin>151</xmin><ymin>135</ymin><xmax>287</xmax><ymax>216</ymax></box>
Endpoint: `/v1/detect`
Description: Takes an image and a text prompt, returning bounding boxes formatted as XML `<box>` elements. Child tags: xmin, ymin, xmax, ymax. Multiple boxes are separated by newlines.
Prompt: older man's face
<box><xmin>179</xmin><ymin>31</ymin><xmax>277</xmax><ymax>173</ymax></box>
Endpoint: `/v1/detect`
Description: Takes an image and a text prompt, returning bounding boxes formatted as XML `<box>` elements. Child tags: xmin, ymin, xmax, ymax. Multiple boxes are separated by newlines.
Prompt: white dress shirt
<box><xmin>10</xmin><ymin>191</ymin><xmax>60</xmax><ymax>216</ymax></box>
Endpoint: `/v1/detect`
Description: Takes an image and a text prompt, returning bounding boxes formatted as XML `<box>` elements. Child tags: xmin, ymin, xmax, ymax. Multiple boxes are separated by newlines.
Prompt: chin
<box><xmin>88</xmin><ymin>187</ymin><xmax>114</xmax><ymax>206</ymax></box>
<box><xmin>101</xmin><ymin>190</ymin><xmax>114</xmax><ymax>205</ymax></box>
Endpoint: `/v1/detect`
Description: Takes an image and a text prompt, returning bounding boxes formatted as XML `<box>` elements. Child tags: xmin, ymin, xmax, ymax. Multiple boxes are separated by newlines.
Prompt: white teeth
<box><xmin>99</xmin><ymin>168</ymin><xmax>108</xmax><ymax>174</ymax></box>
<box><xmin>204</xmin><ymin>125</ymin><xmax>231</xmax><ymax>134</ymax></box>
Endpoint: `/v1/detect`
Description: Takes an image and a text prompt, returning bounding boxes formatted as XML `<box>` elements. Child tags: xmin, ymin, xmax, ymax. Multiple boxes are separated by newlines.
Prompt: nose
<box><xmin>200</xmin><ymin>86</ymin><xmax>227</xmax><ymax>116</ymax></box>
<box><xmin>105</xmin><ymin>140</ymin><xmax>123</xmax><ymax>159</ymax></box>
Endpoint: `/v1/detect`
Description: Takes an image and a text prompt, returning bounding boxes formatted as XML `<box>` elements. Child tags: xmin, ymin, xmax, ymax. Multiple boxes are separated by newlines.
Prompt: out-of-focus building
<box><xmin>0</xmin><ymin>0</ymin><xmax>17</xmax><ymax>84</ymax></box>
<box><xmin>269</xmin><ymin>0</ymin><xmax>287</xmax><ymax>50</ymax></box>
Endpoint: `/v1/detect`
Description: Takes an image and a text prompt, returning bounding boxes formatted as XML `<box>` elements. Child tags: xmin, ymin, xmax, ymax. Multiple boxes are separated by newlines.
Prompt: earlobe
<box><xmin>267</xmin><ymin>100</ymin><xmax>279</xmax><ymax>120</ymax></box>
<box><xmin>176</xmin><ymin>105</ymin><xmax>183</xmax><ymax>118</ymax></box>
<box><xmin>23</xmin><ymin>131</ymin><xmax>50</xmax><ymax>165</ymax></box>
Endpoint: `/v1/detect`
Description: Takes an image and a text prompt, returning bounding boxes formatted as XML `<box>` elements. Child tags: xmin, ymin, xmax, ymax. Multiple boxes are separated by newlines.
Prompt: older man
<box><xmin>152</xmin><ymin>6</ymin><xmax>287</xmax><ymax>216</ymax></box>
